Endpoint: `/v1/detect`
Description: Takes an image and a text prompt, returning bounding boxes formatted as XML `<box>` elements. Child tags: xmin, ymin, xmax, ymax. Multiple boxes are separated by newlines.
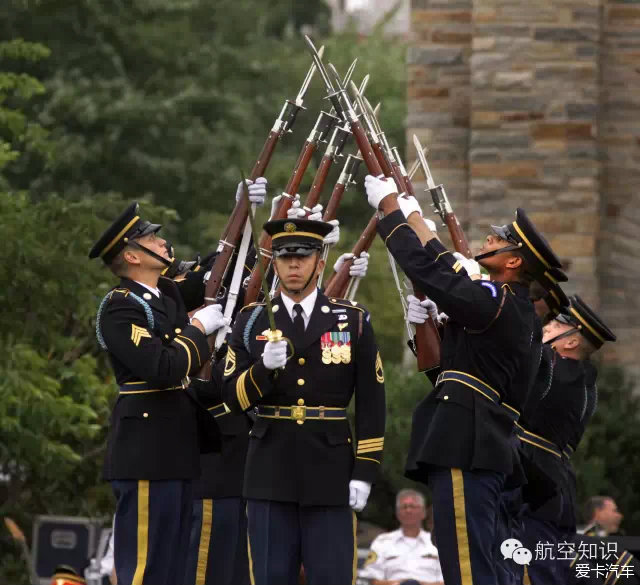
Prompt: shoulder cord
<box><xmin>465</xmin><ymin>285</ymin><xmax>510</xmax><ymax>335</ymax></box>
<box><xmin>243</xmin><ymin>305</ymin><xmax>264</xmax><ymax>353</ymax></box>
<box><xmin>96</xmin><ymin>291</ymin><xmax>155</xmax><ymax>350</ymax></box>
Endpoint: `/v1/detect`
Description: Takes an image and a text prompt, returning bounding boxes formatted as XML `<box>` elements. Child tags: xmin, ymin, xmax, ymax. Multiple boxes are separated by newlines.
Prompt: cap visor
<box><xmin>137</xmin><ymin>223</ymin><xmax>162</xmax><ymax>238</ymax></box>
<box><xmin>490</xmin><ymin>224</ymin><xmax>511</xmax><ymax>240</ymax></box>
<box><xmin>273</xmin><ymin>247</ymin><xmax>318</xmax><ymax>257</ymax></box>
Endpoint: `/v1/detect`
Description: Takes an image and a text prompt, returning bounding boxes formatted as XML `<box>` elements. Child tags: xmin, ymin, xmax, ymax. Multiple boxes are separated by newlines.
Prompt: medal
<box><xmin>341</xmin><ymin>344</ymin><xmax>351</xmax><ymax>364</ymax></box>
<box><xmin>331</xmin><ymin>344</ymin><xmax>341</xmax><ymax>364</ymax></box>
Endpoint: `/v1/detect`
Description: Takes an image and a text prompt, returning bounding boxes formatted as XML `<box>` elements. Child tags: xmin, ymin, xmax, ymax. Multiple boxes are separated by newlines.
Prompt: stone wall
<box><xmin>407</xmin><ymin>0</ymin><xmax>640</xmax><ymax>375</ymax></box>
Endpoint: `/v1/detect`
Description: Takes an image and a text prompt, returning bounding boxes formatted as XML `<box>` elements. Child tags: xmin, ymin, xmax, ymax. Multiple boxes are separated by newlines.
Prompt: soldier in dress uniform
<box><xmin>364</xmin><ymin>174</ymin><xmax>562</xmax><ymax>585</ymax></box>
<box><xmin>89</xmin><ymin>202</ymin><xmax>232</xmax><ymax>585</ymax></box>
<box><xmin>516</xmin><ymin>294</ymin><xmax>618</xmax><ymax>585</ymax></box>
<box><xmin>221</xmin><ymin>217</ymin><xmax>385</xmax><ymax>585</ymax></box>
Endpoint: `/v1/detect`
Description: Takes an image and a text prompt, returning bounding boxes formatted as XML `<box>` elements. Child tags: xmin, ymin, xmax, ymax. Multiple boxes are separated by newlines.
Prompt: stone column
<box><xmin>468</xmin><ymin>0</ymin><xmax>602</xmax><ymax>299</ymax></box>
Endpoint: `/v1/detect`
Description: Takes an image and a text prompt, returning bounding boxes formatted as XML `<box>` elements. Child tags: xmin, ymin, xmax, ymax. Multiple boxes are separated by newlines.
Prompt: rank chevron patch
<box><xmin>131</xmin><ymin>324</ymin><xmax>152</xmax><ymax>346</ymax></box>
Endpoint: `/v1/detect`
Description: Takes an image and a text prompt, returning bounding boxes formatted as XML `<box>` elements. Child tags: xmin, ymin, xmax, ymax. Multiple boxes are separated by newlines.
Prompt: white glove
<box><xmin>333</xmin><ymin>252</ymin><xmax>369</xmax><ymax>278</ymax></box>
<box><xmin>453</xmin><ymin>251</ymin><xmax>482</xmax><ymax>278</ymax></box>
<box><xmin>192</xmin><ymin>304</ymin><xmax>231</xmax><ymax>335</ymax></box>
<box><xmin>307</xmin><ymin>203</ymin><xmax>323</xmax><ymax>222</ymax></box>
<box><xmin>364</xmin><ymin>174</ymin><xmax>397</xmax><ymax>209</ymax></box>
<box><xmin>406</xmin><ymin>294</ymin><xmax>438</xmax><ymax>325</ymax></box>
<box><xmin>349</xmin><ymin>480</ymin><xmax>372</xmax><ymax>512</ymax></box>
<box><xmin>270</xmin><ymin>193</ymin><xmax>300</xmax><ymax>220</ymax></box>
<box><xmin>424</xmin><ymin>217</ymin><xmax>437</xmax><ymax>232</ymax></box>
<box><xmin>324</xmin><ymin>219</ymin><xmax>340</xmax><ymax>246</ymax></box>
<box><xmin>262</xmin><ymin>340</ymin><xmax>288</xmax><ymax>370</ymax></box>
<box><xmin>235</xmin><ymin>177</ymin><xmax>267</xmax><ymax>206</ymax></box>
<box><xmin>397</xmin><ymin>195</ymin><xmax>422</xmax><ymax>219</ymax></box>
<box><xmin>286</xmin><ymin>198</ymin><xmax>306</xmax><ymax>219</ymax></box>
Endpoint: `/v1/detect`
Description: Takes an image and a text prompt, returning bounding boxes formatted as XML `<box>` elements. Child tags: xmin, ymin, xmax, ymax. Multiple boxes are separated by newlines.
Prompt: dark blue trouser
<box><xmin>184</xmin><ymin>497</ymin><xmax>250</xmax><ymax>585</ymax></box>
<box><xmin>496</xmin><ymin>488</ymin><xmax>525</xmax><ymax>585</ymax></box>
<box><xmin>429</xmin><ymin>467</ymin><xmax>505</xmax><ymax>585</ymax></box>
<box><xmin>111</xmin><ymin>479</ymin><xmax>192</xmax><ymax>585</ymax></box>
<box><xmin>246</xmin><ymin>499</ymin><xmax>356</xmax><ymax>585</ymax></box>
<box><xmin>521</xmin><ymin>514</ymin><xmax>567</xmax><ymax>585</ymax></box>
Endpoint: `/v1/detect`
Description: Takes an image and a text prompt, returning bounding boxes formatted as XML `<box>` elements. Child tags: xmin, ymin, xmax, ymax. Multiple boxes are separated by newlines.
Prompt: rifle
<box><xmin>413</xmin><ymin>135</ymin><xmax>472</xmax><ymax>258</ymax></box>
<box><xmin>304</xmin><ymin>38</ymin><xmax>439</xmax><ymax>370</ymax></box>
<box><xmin>203</xmin><ymin>50</ymin><xmax>323</xmax><ymax>308</ymax></box>
<box><xmin>242</xmin><ymin>107</ymin><xmax>341</xmax><ymax>306</ymax></box>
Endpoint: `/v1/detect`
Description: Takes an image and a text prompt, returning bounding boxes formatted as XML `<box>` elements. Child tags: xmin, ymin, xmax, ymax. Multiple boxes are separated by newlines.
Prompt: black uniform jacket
<box><xmin>191</xmin><ymin>355</ymin><xmax>250</xmax><ymax>500</ymax></box>
<box><xmin>520</xmin><ymin>346</ymin><xmax>593</xmax><ymax>527</ymax></box>
<box><xmin>378</xmin><ymin>210</ymin><xmax>536</xmax><ymax>478</ymax></box>
<box><xmin>100</xmin><ymin>277</ymin><xmax>219</xmax><ymax>481</ymax></box>
<box><xmin>222</xmin><ymin>290</ymin><xmax>386</xmax><ymax>506</ymax></box>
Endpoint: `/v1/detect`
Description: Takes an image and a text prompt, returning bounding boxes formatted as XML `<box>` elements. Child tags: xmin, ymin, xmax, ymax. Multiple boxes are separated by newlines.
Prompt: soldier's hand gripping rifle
<box><xmin>305</xmin><ymin>36</ymin><xmax>440</xmax><ymax>371</ymax></box>
<box><xmin>413</xmin><ymin>134</ymin><xmax>472</xmax><ymax>258</ymax></box>
<box><xmin>204</xmin><ymin>49</ymin><xmax>323</xmax><ymax>312</ymax></box>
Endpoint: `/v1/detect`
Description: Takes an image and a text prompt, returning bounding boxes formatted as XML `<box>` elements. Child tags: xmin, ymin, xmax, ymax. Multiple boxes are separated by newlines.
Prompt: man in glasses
<box><xmin>365</xmin><ymin>173</ymin><xmax>562</xmax><ymax>585</ymax></box>
<box><xmin>359</xmin><ymin>489</ymin><xmax>444</xmax><ymax>585</ymax></box>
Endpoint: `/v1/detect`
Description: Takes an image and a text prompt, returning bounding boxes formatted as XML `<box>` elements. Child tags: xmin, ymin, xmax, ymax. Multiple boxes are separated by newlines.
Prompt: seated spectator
<box><xmin>580</xmin><ymin>495</ymin><xmax>624</xmax><ymax>536</ymax></box>
<box><xmin>358</xmin><ymin>489</ymin><xmax>443</xmax><ymax>585</ymax></box>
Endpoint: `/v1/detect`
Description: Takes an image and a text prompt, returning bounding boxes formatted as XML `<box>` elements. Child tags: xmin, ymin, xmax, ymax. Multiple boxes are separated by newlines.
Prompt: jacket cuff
<box><xmin>353</xmin><ymin>456</ymin><xmax>382</xmax><ymax>484</ymax></box>
<box><xmin>377</xmin><ymin>209</ymin><xmax>409</xmax><ymax>242</ymax></box>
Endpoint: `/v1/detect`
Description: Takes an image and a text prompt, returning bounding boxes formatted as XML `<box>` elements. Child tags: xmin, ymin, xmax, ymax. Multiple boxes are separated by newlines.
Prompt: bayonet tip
<box><xmin>318</xmin><ymin>45</ymin><xmax>325</xmax><ymax>58</ymax></box>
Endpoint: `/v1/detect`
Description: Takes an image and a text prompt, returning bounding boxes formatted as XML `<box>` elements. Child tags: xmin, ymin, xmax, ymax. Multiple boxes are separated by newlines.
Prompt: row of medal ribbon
<box><xmin>321</xmin><ymin>332</ymin><xmax>351</xmax><ymax>365</ymax></box>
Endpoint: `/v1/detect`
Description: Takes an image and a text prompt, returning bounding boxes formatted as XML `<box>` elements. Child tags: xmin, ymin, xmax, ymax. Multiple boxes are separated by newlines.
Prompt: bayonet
<box><xmin>295</xmin><ymin>45</ymin><xmax>324</xmax><ymax>107</ymax></box>
<box><xmin>304</xmin><ymin>36</ymin><xmax>336</xmax><ymax>94</ymax></box>
<box><xmin>413</xmin><ymin>134</ymin><xmax>437</xmax><ymax>190</ymax></box>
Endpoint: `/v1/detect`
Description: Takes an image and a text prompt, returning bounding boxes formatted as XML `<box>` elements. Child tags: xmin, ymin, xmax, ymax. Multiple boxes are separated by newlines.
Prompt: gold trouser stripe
<box><xmin>132</xmin><ymin>480</ymin><xmax>149</xmax><ymax>585</ymax></box>
<box><xmin>351</xmin><ymin>510</ymin><xmax>358</xmax><ymax>585</ymax></box>
<box><xmin>523</xmin><ymin>565</ymin><xmax>531</xmax><ymax>584</ymax></box>
<box><xmin>179</xmin><ymin>335</ymin><xmax>201</xmax><ymax>367</ymax></box>
<box><xmin>195</xmin><ymin>499</ymin><xmax>213</xmax><ymax>585</ymax></box>
<box><xmin>174</xmin><ymin>338</ymin><xmax>192</xmax><ymax>376</ymax></box>
<box><xmin>246</xmin><ymin>505</ymin><xmax>255</xmax><ymax>585</ymax></box>
<box><xmin>249</xmin><ymin>365</ymin><xmax>262</xmax><ymax>397</ymax></box>
<box><xmin>384</xmin><ymin>222</ymin><xmax>409</xmax><ymax>244</ymax></box>
<box><xmin>451</xmin><ymin>469</ymin><xmax>473</xmax><ymax>585</ymax></box>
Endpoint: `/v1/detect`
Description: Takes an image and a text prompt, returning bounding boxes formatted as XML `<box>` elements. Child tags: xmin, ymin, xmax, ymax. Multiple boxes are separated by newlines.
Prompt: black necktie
<box><xmin>293</xmin><ymin>304</ymin><xmax>305</xmax><ymax>338</ymax></box>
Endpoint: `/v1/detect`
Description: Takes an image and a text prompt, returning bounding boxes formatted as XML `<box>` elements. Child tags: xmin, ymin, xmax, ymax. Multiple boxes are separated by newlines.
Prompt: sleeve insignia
<box><xmin>131</xmin><ymin>324</ymin><xmax>152</xmax><ymax>346</ymax></box>
<box><xmin>363</xmin><ymin>550</ymin><xmax>378</xmax><ymax>567</ymax></box>
<box><xmin>224</xmin><ymin>346</ymin><xmax>237</xmax><ymax>376</ymax></box>
<box><xmin>375</xmin><ymin>351</ymin><xmax>384</xmax><ymax>383</ymax></box>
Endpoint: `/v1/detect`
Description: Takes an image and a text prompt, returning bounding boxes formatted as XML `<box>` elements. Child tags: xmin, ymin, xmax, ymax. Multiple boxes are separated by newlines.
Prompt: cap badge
<box><xmin>284</xmin><ymin>222</ymin><xmax>297</xmax><ymax>233</ymax></box>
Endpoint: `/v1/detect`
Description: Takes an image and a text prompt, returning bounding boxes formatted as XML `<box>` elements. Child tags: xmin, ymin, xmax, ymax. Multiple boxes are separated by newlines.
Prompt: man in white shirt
<box><xmin>359</xmin><ymin>489</ymin><xmax>444</xmax><ymax>585</ymax></box>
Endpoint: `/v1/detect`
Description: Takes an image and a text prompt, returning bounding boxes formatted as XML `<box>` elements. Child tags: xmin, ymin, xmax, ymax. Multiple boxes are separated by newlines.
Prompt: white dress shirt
<box><xmin>359</xmin><ymin>529</ymin><xmax>444</xmax><ymax>583</ymax></box>
<box><xmin>134</xmin><ymin>280</ymin><xmax>161</xmax><ymax>298</ymax></box>
<box><xmin>280</xmin><ymin>288</ymin><xmax>318</xmax><ymax>330</ymax></box>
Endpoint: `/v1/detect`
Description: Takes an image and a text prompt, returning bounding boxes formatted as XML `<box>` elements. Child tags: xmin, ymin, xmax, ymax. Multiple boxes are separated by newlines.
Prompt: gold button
<box><xmin>443</xmin><ymin>395</ymin><xmax>449</xmax><ymax>400</ymax></box>
<box><xmin>348</xmin><ymin>438</ymin><xmax>352</xmax><ymax>443</ymax></box>
<box><xmin>297</xmin><ymin>398</ymin><xmax>305</xmax><ymax>406</ymax></box>
<box><xmin>296</xmin><ymin>420</ymin><xmax>304</xmax><ymax>425</ymax></box>
<box><xmin>175</xmin><ymin>328</ymin><xmax>182</xmax><ymax>334</ymax></box>
<box><xmin>143</xmin><ymin>412</ymin><xmax>149</xmax><ymax>418</ymax></box>
<box><xmin>297</xmin><ymin>379</ymin><xmax>305</xmax><ymax>386</ymax></box>
<box><xmin>298</xmin><ymin>358</ymin><xmax>306</xmax><ymax>366</ymax></box>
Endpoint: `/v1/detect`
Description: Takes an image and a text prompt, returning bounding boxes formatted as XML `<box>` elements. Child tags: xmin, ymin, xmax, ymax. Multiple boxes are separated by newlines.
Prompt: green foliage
<box><xmin>572</xmin><ymin>365</ymin><xmax>640</xmax><ymax>533</ymax></box>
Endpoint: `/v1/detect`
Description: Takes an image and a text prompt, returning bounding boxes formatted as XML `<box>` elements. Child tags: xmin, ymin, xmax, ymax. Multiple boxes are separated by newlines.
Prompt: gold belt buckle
<box><xmin>291</xmin><ymin>405</ymin><xmax>307</xmax><ymax>421</ymax></box>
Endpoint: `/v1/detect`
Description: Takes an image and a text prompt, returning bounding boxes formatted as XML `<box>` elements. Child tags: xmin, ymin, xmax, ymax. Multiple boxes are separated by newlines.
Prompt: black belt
<box><xmin>256</xmin><ymin>404</ymin><xmax>347</xmax><ymax>422</ymax></box>
<box><xmin>208</xmin><ymin>403</ymin><xmax>230</xmax><ymax>418</ymax></box>
<box><xmin>515</xmin><ymin>423</ymin><xmax>563</xmax><ymax>459</ymax></box>
<box><xmin>435</xmin><ymin>370</ymin><xmax>520</xmax><ymax>422</ymax></box>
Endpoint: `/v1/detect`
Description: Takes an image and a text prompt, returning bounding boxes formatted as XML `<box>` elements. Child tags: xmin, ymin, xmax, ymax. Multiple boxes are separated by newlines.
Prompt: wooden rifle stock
<box><xmin>322</xmin><ymin>182</ymin><xmax>346</xmax><ymax>222</ymax></box>
<box><xmin>243</xmin><ymin>139</ymin><xmax>319</xmax><ymax>305</ymax></box>
<box><xmin>204</xmin><ymin>130</ymin><xmax>280</xmax><ymax>304</ymax></box>
<box><xmin>324</xmin><ymin>213</ymin><xmax>377</xmax><ymax>298</ymax></box>
<box><xmin>346</xmin><ymin>121</ymin><xmax>441</xmax><ymax>371</ymax></box>
<box><xmin>445</xmin><ymin>212</ymin><xmax>472</xmax><ymax>258</ymax></box>
<box><xmin>304</xmin><ymin>153</ymin><xmax>334</xmax><ymax>209</ymax></box>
